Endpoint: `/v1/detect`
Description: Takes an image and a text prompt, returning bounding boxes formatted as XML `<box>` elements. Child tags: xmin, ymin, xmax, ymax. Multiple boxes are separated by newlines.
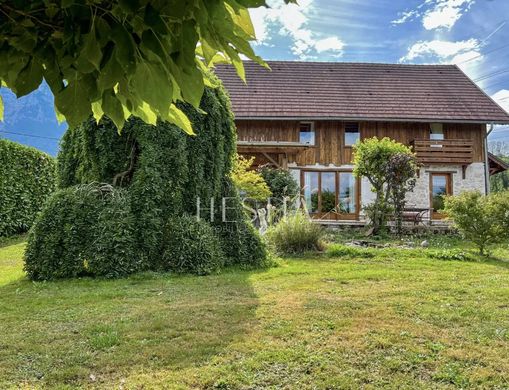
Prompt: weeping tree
<box><xmin>353</xmin><ymin>137</ymin><xmax>417</xmax><ymax>235</ymax></box>
<box><xmin>0</xmin><ymin>0</ymin><xmax>295</xmax><ymax>132</ymax></box>
<box><xmin>25</xmin><ymin>81</ymin><xmax>268</xmax><ymax>280</ymax></box>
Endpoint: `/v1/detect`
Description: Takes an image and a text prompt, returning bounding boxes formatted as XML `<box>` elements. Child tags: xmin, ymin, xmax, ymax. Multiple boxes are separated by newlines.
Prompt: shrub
<box><xmin>213</xmin><ymin>179</ymin><xmax>270</xmax><ymax>268</ymax></box>
<box><xmin>0</xmin><ymin>139</ymin><xmax>56</xmax><ymax>236</ymax></box>
<box><xmin>231</xmin><ymin>155</ymin><xmax>272</xmax><ymax>201</ymax></box>
<box><xmin>326</xmin><ymin>244</ymin><xmax>375</xmax><ymax>259</ymax></box>
<box><xmin>353</xmin><ymin>137</ymin><xmax>417</xmax><ymax>235</ymax></box>
<box><xmin>259</xmin><ymin>166</ymin><xmax>300</xmax><ymax>209</ymax></box>
<box><xmin>426</xmin><ymin>249</ymin><xmax>474</xmax><ymax>261</ymax></box>
<box><xmin>265</xmin><ymin>211</ymin><xmax>324</xmax><ymax>255</ymax></box>
<box><xmin>161</xmin><ymin>215</ymin><xmax>225</xmax><ymax>275</ymax></box>
<box><xmin>24</xmin><ymin>184</ymin><xmax>141</xmax><ymax>280</ymax></box>
<box><xmin>444</xmin><ymin>191</ymin><xmax>509</xmax><ymax>255</ymax></box>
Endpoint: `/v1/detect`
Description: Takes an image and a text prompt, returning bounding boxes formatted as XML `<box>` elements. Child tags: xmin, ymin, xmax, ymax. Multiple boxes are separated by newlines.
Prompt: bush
<box><xmin>0</xmin><ymin>139</ymin><xmax>56</xmax><ymax>236</ymax></box>
<box><xmin>444</xmin><ymin>191</ymin><xmax>509</xmax><ymax>255</ymax></box>
<box><xmin>259</xmin><ymin>166</ymin><xmax>299</xmax><ymax>207</ymax></box>
<box><xmin>326</xmin><ymin>244</ymin><xmax>375</xmax><ymax>259</ymax></box>
<box><xmin>213</xmin><ymin>179</ymin><xmax>270</xmax><ymax>268</ymax></box>
<box><xmin>265</xmin><ymin>211</ymin><xmax>324</xmax><ymax>255</ymax></box>
<box><xmin>426</xmin><ymin>249</ymin><xmax>474</xmax><ymax>261</ymax></box>
<box><xmin>24</xmin><ymin>184</ymin><xmax>141</xmax><ymax>280</ymax></box>
<box><xmin>353</xmin><ymin>137</ymin><xmax>417</xmax><ymax>235</ymax></box>
<box><xmin>161</xmin><ymin>215</ymin><xmax>225</xmax><ymax>275</ymax></box>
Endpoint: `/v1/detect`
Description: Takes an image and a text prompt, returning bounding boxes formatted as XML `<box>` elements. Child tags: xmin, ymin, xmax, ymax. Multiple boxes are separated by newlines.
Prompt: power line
<box><xmin>0</xmin><ymin>129</ymin><xmax>60</xmax><ymax>141</ymax></box>
<box><xmin>456</xmin><ymin>42</ymin><xmax>509</xmax><ymax>65</ymax></box>
<box><xmin>474</xmin><ymin>68</ymin><xmax>509</xmax><ymax>82</ymax></box>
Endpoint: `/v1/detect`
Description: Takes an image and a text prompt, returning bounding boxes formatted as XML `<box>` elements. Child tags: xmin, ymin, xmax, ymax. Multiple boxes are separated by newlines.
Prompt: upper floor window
<box><xmin>344</xmin><ymin>122</ymin><xmax>360</xmax><ymax>146</ymax></box>
<box><xmin>430</xmin><ymin>123</ymin><xmax>444</xmax><ymax>141</ymax></box>
<box><xmin>299</xmin><ymin>122</ymin><xmax>315</xmax><ymax>145</ymax></box>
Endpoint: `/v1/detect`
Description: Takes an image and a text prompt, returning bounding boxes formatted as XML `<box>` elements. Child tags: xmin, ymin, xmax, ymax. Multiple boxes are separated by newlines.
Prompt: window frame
<box><xmin>299</xmin><ymin>122</ymin><xmax>315</xmax><ymax>146</ymax></box>
<box><xmin>429</xmin><ymin>172</ymin><xmax>452</xmax><ymax>219</ymax></box>
<box><xmin>300</xmin><ymin>169</ymin><xmax>359</xmax><ymax>220</ymax></box>
<box><xmin>344</xmin><ymin>122</ymin><xmax>360</xmax><ymax>147</ymax></box>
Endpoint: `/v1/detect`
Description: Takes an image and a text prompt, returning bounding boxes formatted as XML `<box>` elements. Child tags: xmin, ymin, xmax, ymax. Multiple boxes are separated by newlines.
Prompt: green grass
<box><xmin>1</xmin><ymin>235</ymin><xmax>509</xmax><ymax>389</ymax></box>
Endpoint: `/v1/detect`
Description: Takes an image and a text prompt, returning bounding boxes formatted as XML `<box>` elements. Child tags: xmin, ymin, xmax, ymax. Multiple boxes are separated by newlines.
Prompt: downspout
<box><xmin>484</xmin><ymin>123</ymin><xmax>494</xmax><ymax>195</ymax></box>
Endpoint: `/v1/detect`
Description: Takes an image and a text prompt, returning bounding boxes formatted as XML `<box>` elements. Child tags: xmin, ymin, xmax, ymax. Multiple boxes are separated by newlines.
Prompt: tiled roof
<box><xmin>214</xmin><ymin>61</ymin><xmax>509</xmax><ymax>124</ymax></box>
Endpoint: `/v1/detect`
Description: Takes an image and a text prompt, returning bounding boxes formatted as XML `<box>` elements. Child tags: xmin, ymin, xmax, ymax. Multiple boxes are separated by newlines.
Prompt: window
<box><xmin>344</xmin><ymin>123</ymin><xmax>360</xmax><ymax>146</ymax></box>
<box><xmin>299</xmin><ymin>122</ymin><xmax>315</xmax><ymax>145</ymax></box>
<box><xmin>430</xmin><ymin>123</ymin><xmax>444</xmax><ymax>141</ymax></box>
<box><xmin>430</xmin><ymin>173</ymin><xmax>452</xmax><ymax>219</ymax></box>
<box><xmin>301</xmin><ymin>170</ymin><xmax>358</xmax><ymax>219</ymax></box>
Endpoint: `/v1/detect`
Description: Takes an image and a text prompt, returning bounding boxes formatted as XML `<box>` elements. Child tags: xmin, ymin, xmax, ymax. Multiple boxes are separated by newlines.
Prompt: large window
<box><xmin>299</xmin><ymin>122</ymin><xmax>315</xmax><ymax>145</ymax></box>
<box><xmin>430</xmin><ymin>173</ymin><xmax>452</xmax><ymax>219</ymax></box>
<box><xmin>302</xmin><ymin>170</ymin><xmax>358</xmax><ymax>219</ymax></box>
<box><xmin>344</xmin><ymin>122</ymin><xmax>360</xmax><ymax>146</ymax></box>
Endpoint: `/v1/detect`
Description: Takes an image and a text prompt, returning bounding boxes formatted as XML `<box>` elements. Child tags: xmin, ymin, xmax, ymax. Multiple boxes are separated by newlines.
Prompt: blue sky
<box><xmin>1</xmin><ymin>0</ymin><xmax>509</xmax><ymax>155</ymax></box>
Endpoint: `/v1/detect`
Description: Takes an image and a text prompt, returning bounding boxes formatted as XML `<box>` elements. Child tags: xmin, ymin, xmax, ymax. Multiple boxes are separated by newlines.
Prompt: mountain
<box><xmin>0</xmin><ymin>83</ymin><xmax>66</xmax><ymax>156</ymax></box>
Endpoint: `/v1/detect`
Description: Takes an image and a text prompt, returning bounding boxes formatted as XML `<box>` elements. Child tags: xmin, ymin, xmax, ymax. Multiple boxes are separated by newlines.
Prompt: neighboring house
<box><xmin>215</xmin><ymin>61</ymin><xmax>509</xmax><ymax>223</ymax></box>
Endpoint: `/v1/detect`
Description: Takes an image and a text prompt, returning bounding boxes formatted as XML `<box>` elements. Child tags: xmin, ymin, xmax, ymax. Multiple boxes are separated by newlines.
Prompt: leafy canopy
<box><xmin>353</xmin><ymin>137</ymin><xmax>417</xmax><ymax>234</ymax></box>
<box><xmin>0</xmin><ymin>0</ymin><xmax>295</xmax><ymax>131</ymax></box>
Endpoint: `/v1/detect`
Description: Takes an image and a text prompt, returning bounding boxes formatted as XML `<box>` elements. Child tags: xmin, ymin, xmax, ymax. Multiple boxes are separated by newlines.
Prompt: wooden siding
<box><xmin>236</xmin><ymin>120</ymin><xmax>486</xmax><ymax>166</ymax></box>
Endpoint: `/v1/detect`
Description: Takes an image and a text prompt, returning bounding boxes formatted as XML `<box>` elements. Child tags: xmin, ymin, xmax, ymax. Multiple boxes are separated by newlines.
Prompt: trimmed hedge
<box><xmin>161</xmin><ymin>215</ymin><xmax>225</xmax><ymax>275</ymax></box>
<box><xmin>0</xmin><ymin>139</ymin><xmax>56</xmax><ymax>237</ymax></box>
<box><xmin>24</xmin><ymin>184</ymin><xmax>142</xmax><ymax>280</ymax></box>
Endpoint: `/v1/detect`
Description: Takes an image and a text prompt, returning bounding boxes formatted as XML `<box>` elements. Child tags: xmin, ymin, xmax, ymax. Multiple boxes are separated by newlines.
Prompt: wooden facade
<box><xmin>236</xmin><ymin>119</ymin><xmax>487</xmax><ymax>222</ymax></box>
<box><xmin>236</xmin><ymin>120</ymin><xmax>486</xmax><ymax>167</ymax></box>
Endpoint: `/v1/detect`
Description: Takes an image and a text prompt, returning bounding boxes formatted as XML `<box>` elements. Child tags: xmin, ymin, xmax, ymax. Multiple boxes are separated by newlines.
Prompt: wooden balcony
<box><xmin>410</xmin><ymin>139</ymin><xmax>474</xmax><ymax>165</ymax></box>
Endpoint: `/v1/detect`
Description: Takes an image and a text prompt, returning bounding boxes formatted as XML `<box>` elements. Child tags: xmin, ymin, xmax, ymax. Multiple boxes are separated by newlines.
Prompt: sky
<box><xmin>1</xmin><ymin>0</ymin><xmax>509</xmax><ymax>155</ymax></box>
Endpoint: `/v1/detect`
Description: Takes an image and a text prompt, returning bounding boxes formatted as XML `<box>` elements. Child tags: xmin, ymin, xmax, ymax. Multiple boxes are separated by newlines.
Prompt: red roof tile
<box><xmin>214</xmin><ymin>61</ymin><xmax>509</xmax><ymax>124</ymax></box>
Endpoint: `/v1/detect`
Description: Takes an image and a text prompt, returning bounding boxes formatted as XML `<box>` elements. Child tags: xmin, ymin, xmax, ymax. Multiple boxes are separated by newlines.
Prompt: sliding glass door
<box><xmin>302</xmin><ymin>170</ymin><xmax>358</xmax><ymax>220</ymax></box>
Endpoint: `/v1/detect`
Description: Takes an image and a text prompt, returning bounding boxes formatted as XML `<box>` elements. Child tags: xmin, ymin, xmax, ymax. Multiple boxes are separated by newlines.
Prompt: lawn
<box><xmin>1</xmin><ymin>235</ymin><xmax>509</xmax><ymax>389</ymax></box>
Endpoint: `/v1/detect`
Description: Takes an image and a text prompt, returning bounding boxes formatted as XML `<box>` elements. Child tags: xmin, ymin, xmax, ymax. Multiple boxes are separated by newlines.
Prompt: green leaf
<box><xmin>133</xmin><ymin>101</ymin><xmax>157</xmax><ymax>125</ymax></box>
<box><xmin>14</xmin><ymin>58</ymin><xmax>43</xmax><ymax>97</ymax></box>
<box><xmin>102</xmin><ymin>91</ymin><xmax>125</xmax><ymax>131</ymax></box>
<box><xmin>91</xmin><ymin>100</ymin><xmax>104</xmax><ymax>124</ymax></box>
<box><xmin>79</xmin><ymin>30</ymin><xmax>102</xmax><ymax>71</ymax></box>
<box><xmin>167</xmin><ymin>104</ymin><xmax>195</xmax><ymax>135</ymax></box>
<box><xmin>130</xmin><ymin>60</ymin><xmax>172</xmax><ymax>118</ymax></box>
<box><xmin>0</xmin><ymin>94</ymin><xmax>4</xmax><ymax>121</ymax></box>
<box><xmin>54</xmin><ymin>80</ymin><xmax>91</xmax><ymax>128</ymax></box>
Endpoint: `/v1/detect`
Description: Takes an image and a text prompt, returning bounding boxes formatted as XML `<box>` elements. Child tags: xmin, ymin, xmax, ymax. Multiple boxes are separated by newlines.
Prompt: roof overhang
<box><xmin>488</xmin><ymin>153</ymin><xmax>509</xmax><ymax>176</ymax></box>
<box><xmin>237</xmin><ymin>141</ymin><xmax>313</xmax><ymax>154</ymax></box>
<box><xmin>234</xmin><ymin>116</ymin><xmax>509</xmax><ymax>125</ymax></box>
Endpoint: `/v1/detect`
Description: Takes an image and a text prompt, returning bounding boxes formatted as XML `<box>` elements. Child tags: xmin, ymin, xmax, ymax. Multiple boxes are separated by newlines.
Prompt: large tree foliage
<box><xmin>26</xmin><ymin>82</ymin><xmax>269</xmax><ymax>279</ymax></box>
<box><xmin>353</xmin><ymin>137</ymin><xmax>417</xmax><ymax>235</ymax></box>
<box><xmin>0</xmin><ymin>0</ymin><xmax>294</xmax><ymax>131</ymax></box>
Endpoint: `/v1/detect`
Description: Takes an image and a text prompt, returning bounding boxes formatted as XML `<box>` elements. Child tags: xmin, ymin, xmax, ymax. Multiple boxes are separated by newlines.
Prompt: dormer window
<box><xmin>344</xmin><ymin>123</ymin><xmax>360</xmax><ymax>146</ymax></box>
<box><xmin>299</xmin><ymin>122</ymin><xmax>315</xmax><ymax>145</ymax></box>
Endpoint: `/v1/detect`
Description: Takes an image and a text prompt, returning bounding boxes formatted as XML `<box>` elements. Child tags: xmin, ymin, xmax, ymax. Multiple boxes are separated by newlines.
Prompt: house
<box><xmin>215</xmin><ymin>61</ymin><xmax>509</xmax><ymax>223</ymax></box>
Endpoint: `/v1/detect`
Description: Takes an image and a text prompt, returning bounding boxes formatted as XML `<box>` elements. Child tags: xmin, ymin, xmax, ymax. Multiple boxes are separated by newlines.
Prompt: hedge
<box><xmin>0</xmin><ymin>139</ymin><xmax>56</xmax><ymax>236</ymax></box>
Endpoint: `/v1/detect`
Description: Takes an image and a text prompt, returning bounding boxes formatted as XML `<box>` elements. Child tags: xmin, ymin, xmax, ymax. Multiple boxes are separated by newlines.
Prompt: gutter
<box><xmin>484</xmin><ymin>123</ymin><xmax>494</xmax><ymax>194</ymax></box>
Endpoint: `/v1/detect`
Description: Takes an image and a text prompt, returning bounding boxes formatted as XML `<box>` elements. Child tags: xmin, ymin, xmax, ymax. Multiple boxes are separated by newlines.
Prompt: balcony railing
<box><xmin>410</xmin><ymin>139</ymin><xmax>474</xmax><ymax>165</ymax></box>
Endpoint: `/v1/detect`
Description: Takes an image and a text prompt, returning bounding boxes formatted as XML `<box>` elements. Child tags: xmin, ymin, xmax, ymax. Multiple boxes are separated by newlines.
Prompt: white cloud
<box><xmin>422</xmin><ymin>0</ymin><xmax>475</xmax><ymax>30</ymax></box>
<box><xmin>249</xmin><ymin>0</ymin><xmax>345</xmax><ymax>59</ymax></box>
<box><xmin>315</xmin><ymin>37</ymin><xmax>345</xmax><ymax>53</ymax></box>
<box><xmin>492</xmin><ymin>89</ymin><xmax>509</xmax><ymax>113</ymax></box>
<box><xmin>392</xmin><ymin>10</ymin><xmax>420</xmax><ymax>25</ymax></box>
<box><xmin>392</xmin><ymin>0</ymin><xmax>475</xmax><ymax>30</ymax></box>
<box><xmin>400</xmin><ymin>39</ymin><xmax>480</xmax><ymax>62</ymax></box>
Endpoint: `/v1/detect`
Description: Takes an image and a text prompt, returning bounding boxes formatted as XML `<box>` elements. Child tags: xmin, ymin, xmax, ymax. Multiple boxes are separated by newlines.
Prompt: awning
<box><xmin>488</xmin><ymin>153</ymin><xmax>509</xmax><ymax>176</ymax></box>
